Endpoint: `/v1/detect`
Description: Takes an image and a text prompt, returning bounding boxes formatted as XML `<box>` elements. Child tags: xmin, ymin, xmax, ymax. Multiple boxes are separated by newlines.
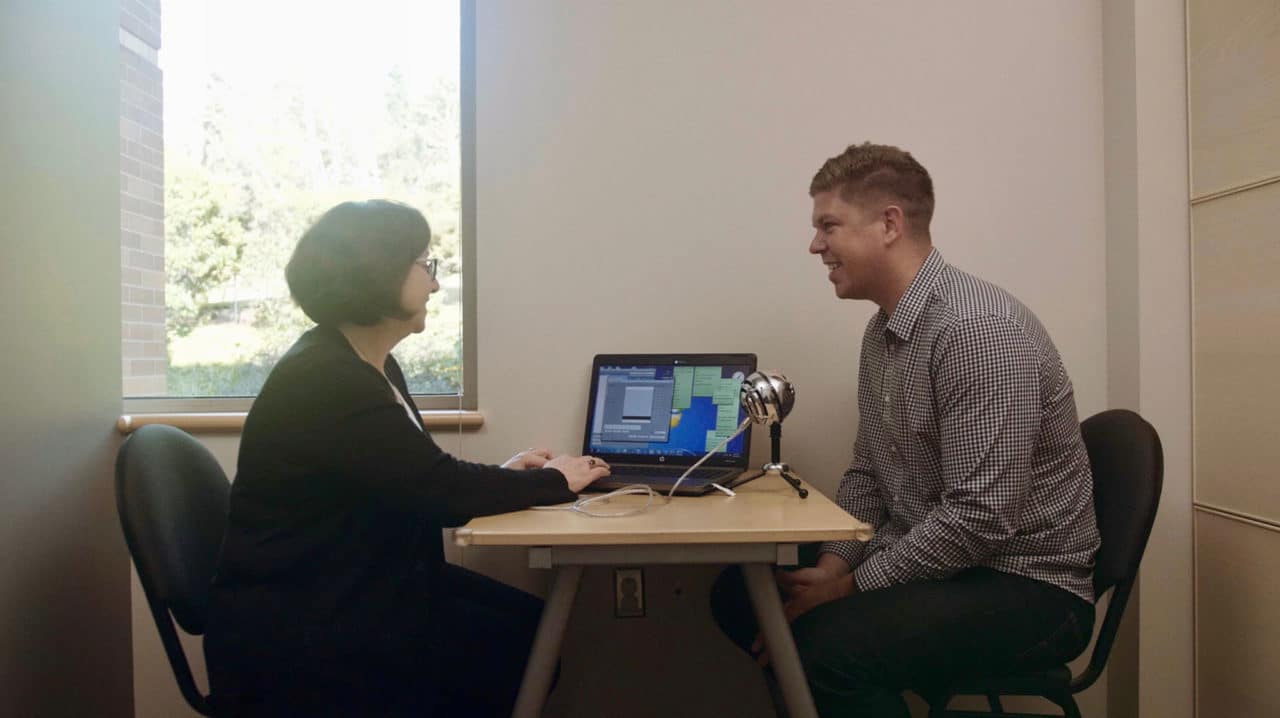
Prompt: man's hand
<box><xmin>776</xmin><ymin>552</ymin><xmax>852</xmax><ymax>598</ymax></box>
<box><xmin>782</xmin><ymin>574</ymin><xmax>855</xmax><ymax>622</ymax></box>
<box><xmin>752</xmin><ymin>573</ymin><xmax>857</xmax><ymax>666</ymax></box>
<box><xmin>777</xmin><ymin>566</ymin><xmax>840</xmax><ymax>599</ymax></box>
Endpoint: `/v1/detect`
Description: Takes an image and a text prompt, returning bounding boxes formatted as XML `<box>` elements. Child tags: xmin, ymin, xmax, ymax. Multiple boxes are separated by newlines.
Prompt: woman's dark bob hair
<box><xmin>286</xmin><ymin>200</ymin><xmax>430</xmax><ymax>327</ymax></box>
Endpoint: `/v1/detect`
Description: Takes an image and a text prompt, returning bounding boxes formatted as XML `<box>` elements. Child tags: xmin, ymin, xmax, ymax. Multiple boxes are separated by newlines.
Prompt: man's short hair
<box><xmin>810</xmin><ymin>142</ymin><xmax>935</xmax><ymax>234</ymax></box>
<box><xmin>286</xmin><ymin>199</ymin><xmax>430</xmax><ymax>327</ymax></box>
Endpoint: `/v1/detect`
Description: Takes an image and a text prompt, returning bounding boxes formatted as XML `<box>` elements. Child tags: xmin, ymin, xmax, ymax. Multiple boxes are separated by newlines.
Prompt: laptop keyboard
<box><xmin>608</xmin><ymin>465</ymin><xmax>730</xmax><ymax>482</ymax></box>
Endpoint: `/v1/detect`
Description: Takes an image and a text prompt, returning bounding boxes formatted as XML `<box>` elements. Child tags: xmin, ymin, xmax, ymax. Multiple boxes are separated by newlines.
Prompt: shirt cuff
<box><xmin>820</xmin><ymin>539</ymin><xmax>865</xmax><ymax>569</ymax></box>
<box><xmin>852</xmin><ymin>552</ymin><xmax>893</xmax><ymax>592</ymax></box>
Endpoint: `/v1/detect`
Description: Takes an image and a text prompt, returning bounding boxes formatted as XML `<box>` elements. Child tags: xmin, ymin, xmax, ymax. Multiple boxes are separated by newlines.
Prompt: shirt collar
<box><xmin>883</xmin><ymin>247</ymin><xmax>946</xmax><ymax>343</ymax></box>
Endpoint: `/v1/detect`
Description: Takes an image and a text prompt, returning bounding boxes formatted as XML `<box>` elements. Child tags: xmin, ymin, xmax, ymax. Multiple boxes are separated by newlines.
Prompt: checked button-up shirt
<box><xmin>822</xmin><ymin>249</ymin><xmax>1101</xmax><ymax>602</ymax></box>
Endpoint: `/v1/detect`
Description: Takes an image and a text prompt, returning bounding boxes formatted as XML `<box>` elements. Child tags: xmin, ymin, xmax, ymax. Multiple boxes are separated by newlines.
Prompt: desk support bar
<box><xmin>742</xmin><ymin>563</ymin><xmax>819</xmax><ymax>718</ymax></box>
<box><xmin>512</xmin><ymin>565</ymin><xmax>582</xmax><ymax>718</ymax></box>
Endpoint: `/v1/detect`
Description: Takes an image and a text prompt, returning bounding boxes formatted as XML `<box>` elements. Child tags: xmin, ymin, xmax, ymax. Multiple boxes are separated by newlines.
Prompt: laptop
<box><xmin>581</xmin><ymin>353</ymin><xmax>756</xmax><ymax>496</ymax></box>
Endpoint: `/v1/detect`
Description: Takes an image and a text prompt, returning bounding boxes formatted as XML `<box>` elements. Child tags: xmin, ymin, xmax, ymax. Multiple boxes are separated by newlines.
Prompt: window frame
<box><xmin>121</xmin><ymin>0</ymin><xmax>477</xmax><ymax>414</ymax></box>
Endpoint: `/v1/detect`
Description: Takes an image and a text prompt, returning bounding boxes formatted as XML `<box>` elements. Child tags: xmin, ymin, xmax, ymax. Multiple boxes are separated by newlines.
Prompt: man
<box><xmin>711</xmin><ymin>143</ymin><xmax>1101</xmax><ymax>717</ymax></box>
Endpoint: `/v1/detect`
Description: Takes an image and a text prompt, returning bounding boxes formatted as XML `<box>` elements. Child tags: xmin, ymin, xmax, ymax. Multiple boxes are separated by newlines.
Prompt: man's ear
<box><xmin>881</xmin><ymin>204</ymin><xmax>906</xmax><ymax>245</ymax></box>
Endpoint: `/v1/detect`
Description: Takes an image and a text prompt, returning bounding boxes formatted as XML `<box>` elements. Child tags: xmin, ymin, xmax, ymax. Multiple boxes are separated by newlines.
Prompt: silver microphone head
<box><xmin>740</xmin><ymin>371</ymin><xmax>795</xmax><ymax>425</ymax></box>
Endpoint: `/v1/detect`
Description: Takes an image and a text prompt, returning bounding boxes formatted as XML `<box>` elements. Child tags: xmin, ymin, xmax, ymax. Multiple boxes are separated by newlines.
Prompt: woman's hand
<box><xmin>545</xmin><ymin>455</ymin><xmax>611</xmax><ymax>493</ymax></box>
<box><xmin>502</xmin><ymin>447</ymin><xmax>554</xmax><ymax>470</ymax></box>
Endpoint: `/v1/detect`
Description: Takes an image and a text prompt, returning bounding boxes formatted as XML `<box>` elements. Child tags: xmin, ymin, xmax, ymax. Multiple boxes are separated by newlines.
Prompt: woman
<box><xmin>204</xmin><ymin>200</ymin><xmax>608</xmax><ymax>716</ymax></box>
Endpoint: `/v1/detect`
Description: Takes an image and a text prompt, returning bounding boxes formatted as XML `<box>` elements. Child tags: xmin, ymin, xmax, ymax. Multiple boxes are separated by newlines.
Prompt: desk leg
<box><xmin>512</xmin><ymin>564</ymin><xmax>583</xmax><ymax>718</ymax></box>
<box><xmin>741</xmin><ymin>563</ymin><xmax>819</xmax><ymax>718</ymax></box>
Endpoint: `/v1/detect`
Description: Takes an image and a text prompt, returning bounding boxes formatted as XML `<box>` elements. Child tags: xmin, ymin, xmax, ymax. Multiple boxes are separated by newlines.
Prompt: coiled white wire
<box><xmin>535</xmin><ymin>417</ymin><xmax>753</xmax><ymax>517</ymax></box>
<box><xmin>530</xmin><ymin>484</ymin><xmax>658</xmax><ymax>517</ymax></box>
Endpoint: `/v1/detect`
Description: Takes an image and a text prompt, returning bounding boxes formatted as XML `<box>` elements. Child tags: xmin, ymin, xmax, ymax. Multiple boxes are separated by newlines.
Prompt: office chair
<box><xmin>926</xmin><ymin>409</ymin><xmax>1164</xmax><ymax>717</ymax></box>
<box><xmin>116</xmin><ymin>424</ymin><xmax>230</xmax><ymax>717</ymax></box>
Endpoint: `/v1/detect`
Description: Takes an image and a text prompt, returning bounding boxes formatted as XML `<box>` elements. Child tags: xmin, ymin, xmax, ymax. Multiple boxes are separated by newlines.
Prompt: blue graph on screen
<box><xmin>588</xmin><ymin>364</ymin><xmax>749</xmax><ymax>457</ymax></box>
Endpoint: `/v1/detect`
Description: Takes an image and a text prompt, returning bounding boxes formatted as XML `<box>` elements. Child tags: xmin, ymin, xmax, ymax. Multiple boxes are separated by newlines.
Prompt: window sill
<box><xmin>116</xmin><ymin>410</ymin><xmax>485</xmax><ymax>434</ymax></box>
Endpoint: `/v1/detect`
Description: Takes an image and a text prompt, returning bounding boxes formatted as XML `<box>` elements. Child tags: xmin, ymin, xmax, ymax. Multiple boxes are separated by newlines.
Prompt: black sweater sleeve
<box><xmin>238</xmin><ymin>328</ymin><xmax>577</xmax><ymax>529</ymax></box>
<box><xmin>320</xmin><ymin>401</ymin><xmax>574</xmax><ymax>526</ymax></box>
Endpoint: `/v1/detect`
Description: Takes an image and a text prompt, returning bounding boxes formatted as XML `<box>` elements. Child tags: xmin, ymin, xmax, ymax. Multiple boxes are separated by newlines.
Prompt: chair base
<box><xmin>927</xmin><ymin>693</ymin><xmax>1080</xmax><ymax>718</ymax></box>
<box><xmin>930</xmin><ymin>710</ymin><xmax>1079</xmax><ymax>718</ymax></box>
<box><xmin>924</xmin><ymin>664</ymin><xmax>1081</xmax><ymax>718</ymax></box>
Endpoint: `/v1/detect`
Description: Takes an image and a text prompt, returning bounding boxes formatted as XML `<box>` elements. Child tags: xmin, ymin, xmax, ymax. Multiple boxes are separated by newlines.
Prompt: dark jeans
<box><xmin>208</xmin><ymin>563</ymin><xmax>549</xmax><ymax>717</ymax></box>
<box><xmin>425</xmin><ymin>563</ymin><xmax>549</xmax><ymax>717</ymax></box>
<box><xmin>710</xmin><ymin>547</ymin><xmax>1094</xmax><ymax>718</ymax></box>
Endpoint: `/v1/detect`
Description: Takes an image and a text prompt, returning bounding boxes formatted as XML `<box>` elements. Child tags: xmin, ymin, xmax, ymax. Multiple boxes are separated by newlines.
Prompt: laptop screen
<box><xmin>583</xmin><ymin>354</ymin><xmax>756</xmax><ymax>467</ymax></box>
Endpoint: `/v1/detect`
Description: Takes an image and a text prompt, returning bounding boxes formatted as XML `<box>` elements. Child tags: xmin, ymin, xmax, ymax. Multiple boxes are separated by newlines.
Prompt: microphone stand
<box><xmin>735</xmin><ymin>423</ymin><xmax>807</xmax><ymax>498</ymax></box>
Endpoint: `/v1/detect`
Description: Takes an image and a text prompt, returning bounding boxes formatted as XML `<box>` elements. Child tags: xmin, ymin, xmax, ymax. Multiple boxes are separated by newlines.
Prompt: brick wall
<box><xmin>119</xmin><ymin>0</ymin><xmax>164</xmax><ymax>397</ymax></box>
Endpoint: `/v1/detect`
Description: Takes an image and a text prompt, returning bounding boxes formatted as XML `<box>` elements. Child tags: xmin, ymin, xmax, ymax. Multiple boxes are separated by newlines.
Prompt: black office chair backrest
<box><xmin>116</xmin><ymin>424</ymin><xmax>230</xmax><ymax>716</ymax></box>
<box><xmin>1071</xmin><ymin>409</ymin><xmax>1163</xmax><ymax>692</ymax></box>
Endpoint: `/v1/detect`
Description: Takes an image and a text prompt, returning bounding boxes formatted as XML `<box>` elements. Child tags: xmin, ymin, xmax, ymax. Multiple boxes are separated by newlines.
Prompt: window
<box><xmin>119</xmin><ymin>0</ymin><xmax>475</xmax><ymax>410</ymax></box>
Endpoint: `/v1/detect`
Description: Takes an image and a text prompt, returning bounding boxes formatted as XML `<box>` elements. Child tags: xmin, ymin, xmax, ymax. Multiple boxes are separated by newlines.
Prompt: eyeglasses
<box><xmin>413</xmin><ymin>257</ymin><xmax>439</xmax><ymax>278</ymax></box>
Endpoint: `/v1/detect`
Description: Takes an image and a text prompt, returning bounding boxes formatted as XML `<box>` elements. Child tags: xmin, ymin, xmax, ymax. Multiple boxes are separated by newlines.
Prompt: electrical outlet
<box><xmin>614</xmin><ymin>568</ymin><xmax>644</xmax><ymax>618</ymax></box>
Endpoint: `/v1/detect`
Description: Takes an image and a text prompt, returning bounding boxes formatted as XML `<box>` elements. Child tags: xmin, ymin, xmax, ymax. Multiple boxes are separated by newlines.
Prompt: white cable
<box><xmin>666</xmin><ymin>417</ymin><xmax>752</xmax><ymax>498</ymax></box>
<box><xmin>533</xmin><ymin>416</ymin><xmax>752</xmax><ymax>517</ymax></box>
<box><xmin>531</xmin><ymin>484</ymin><xmax>657</xmax><ymax>518</ymax></box>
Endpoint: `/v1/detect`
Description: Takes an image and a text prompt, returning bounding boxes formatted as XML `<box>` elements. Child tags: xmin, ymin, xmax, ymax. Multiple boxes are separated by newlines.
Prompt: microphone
<box><xmin>740</xmin><ymin>371</ymin><xmax>795</xmax><ymax>425</ymax></box>
<box><xmin>736</xmin><ymin>371</ymin><xmax>807</xmax><ymax>498</ymax></box>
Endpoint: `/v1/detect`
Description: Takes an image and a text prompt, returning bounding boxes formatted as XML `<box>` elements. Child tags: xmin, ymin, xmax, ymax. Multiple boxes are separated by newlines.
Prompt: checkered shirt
<box><xmin>821</xmin><ymin>249</ymin><xmax>1101</xmax><ymax>602</ymax></box>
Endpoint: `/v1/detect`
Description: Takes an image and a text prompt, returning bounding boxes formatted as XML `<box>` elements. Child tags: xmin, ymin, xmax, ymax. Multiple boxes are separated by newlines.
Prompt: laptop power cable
<box><xmin>533</xmin><ymin>417</ymin><xmax>752</xmax><ymax>518</ymax></box>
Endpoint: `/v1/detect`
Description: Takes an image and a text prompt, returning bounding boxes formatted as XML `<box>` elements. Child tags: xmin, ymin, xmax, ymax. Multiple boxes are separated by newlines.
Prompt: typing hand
<box><xmin>502</xmin><ymin>447</ymin><xmax>554</xmax><ymax>470</ymax></box>
<box><xmin>545</xmin><ymin>455</ymin><xmax>611</xmax><ymax>492</ymax></box>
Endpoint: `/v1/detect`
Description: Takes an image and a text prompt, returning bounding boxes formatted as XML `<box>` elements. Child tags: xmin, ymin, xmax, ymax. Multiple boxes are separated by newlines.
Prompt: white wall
<box><xmin>1</xmin><ymin>1</ymin><xmax>133</xmax><ymax>715</ymax></box>
<box><xmin>461</xmin><ymin>2</ymin><xmax>1107</xmax><ymax>716</ymax></box>
<box><xmin>465</xmin><ymin>0</ymin><xmax>1108</xmax><ymax>504</ymax></box>
<box><xmin>133</xmin><ymin>2</ymin><xmax>1128</xmax><ymax>716</ymax></box>
<box><xmin>1133</xmin><ymin>1</ymin><xmax>1194</xmax><ymax>716</ymax></box>
<box><xmin>1101</xmin><ymin>2</ymin><xmax>1194</xmax><ymax>716</ymax></box>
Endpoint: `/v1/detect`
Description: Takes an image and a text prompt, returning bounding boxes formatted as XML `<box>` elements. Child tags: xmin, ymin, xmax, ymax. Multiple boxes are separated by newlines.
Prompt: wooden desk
<box><xmin>455</xmin><ymin>473</ymin><xmax>873</xmax><ymax>718</ymax></box>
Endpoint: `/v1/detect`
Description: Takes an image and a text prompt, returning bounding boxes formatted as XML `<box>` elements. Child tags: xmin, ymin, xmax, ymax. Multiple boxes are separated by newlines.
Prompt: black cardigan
<box><xmin>205</xmin><ymin>325</ymin><xmax>575</xmax><ymax>670</ymax></box>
